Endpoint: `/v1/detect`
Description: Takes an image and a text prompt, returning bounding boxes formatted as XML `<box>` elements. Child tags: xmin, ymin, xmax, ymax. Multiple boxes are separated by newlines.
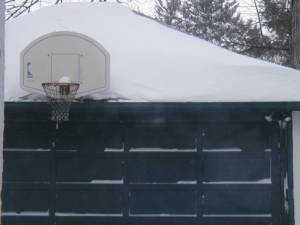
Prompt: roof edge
<box><xmin>4</xmin><ymin>101</ymin><xmax>300</xmax><ymax>111</ymax></box>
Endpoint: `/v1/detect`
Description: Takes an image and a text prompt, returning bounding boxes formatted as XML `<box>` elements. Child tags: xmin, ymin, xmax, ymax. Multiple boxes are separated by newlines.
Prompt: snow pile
<box><xmin>5</xmin><ymin>2</ymin><xmax>300</xmax><ymax>102</ymax></box>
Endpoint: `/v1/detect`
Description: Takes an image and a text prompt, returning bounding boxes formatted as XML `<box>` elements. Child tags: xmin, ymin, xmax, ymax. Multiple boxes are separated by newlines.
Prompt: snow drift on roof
<box><xmin>5</xmin><ymin>2</ymin><xmax>300</xmax><ymax>102</ymax></box>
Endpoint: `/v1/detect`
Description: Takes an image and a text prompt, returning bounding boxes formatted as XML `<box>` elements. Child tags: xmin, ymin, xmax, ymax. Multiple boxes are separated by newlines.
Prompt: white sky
<box><xmin>24</xmin><ymin>0</ymin><xmax>157</xmax><ymax>16</ymax></box>
<box><xmin>10</xmin><ymin>0</ymin><xmax>257</xmax><ymax>21</ymax></box>
<box><xmin>237</xmin><ymin>0</ymin><xmax>259</xmax><ymax>21</ymax></box>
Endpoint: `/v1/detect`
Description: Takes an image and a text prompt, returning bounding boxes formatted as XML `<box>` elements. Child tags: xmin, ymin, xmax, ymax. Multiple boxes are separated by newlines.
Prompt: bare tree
<box><xmin>291</xmin><ymin>0</ymin><xmax>300</xmax><ymax>68</ymax></box>
<box><xmin>5</xmin><ymin>0</ymin><xmax>137</xmax><ymax>20</ymax></box>
<box><xmin>5</xmin><ymin>0</ymin><xmax>40</xmax><ymax>20</ymax></box>
<box><xmin>253</xmin><ymin>0</ymin><xmax>264</xmax><ymax>38</ymax></box>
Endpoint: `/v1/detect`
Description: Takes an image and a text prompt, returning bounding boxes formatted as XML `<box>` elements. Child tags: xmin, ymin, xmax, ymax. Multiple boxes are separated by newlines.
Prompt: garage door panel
<box><xmin>56</xmin><ymin>157</ymin><xmax>123</xmax><ymax>183</ymax></box>
<box><xmin>1</xmin><ymin>220</ymin><xmax>49</xmax><ymax>225</ymax></box>
<box><xmin>204</xmin><ymin>124</ymin><xmax>271</xmax><ymax>151</ymax></box>
<box><xmin>56</xmin><ymin>190</ymin><xmax>122</xmax><ymax>215</ymax></box>
<box><xmin>128</xmin><ymin>158</ymin><xmax>196</xmax><ymax>184</ymax></box>
<box><xmin>202</xmin><ymin>215</ymin><xmax>273</xmax><ymax>224</ymax></box>
<box><xmin>2</xmin><ymin>110</ymin><xmax>285</xmax><ymax>225</ymax></box>
<box><xmin>1</xmin><ymin>189</ymin><xmax>49</xmax><ymax>213</ymax></box>
<box><xmin>4</xmin><ymin>122</ymin><xmax>53</xmax><ymax>149</ymax></box>
<box><xmin>203</xmin><ymin>223</ymin><xmax>271</xmax><ymax>225</ymax></box>
<box><xmin>55</xmin><ymin>216</ymin><xmax>123</xmax><ymax>224</ymax></box>
<box><xmin>1</xmin><ymin>217</ymin><xmax>49</xmax><ymax>225</ymax></box>
<box><xmin>126</xmin><ymin>127</ymin><xmax>197</xmax><ymax>149</ymax></box>
<box><xmin>203</xmin><ymin>189</ymin><xmax>272</xmax><ymax>215</ymax></box>
<box><xmin>56</xmin><ymin>223</ymin><xmax>122</xmax><ymax>225</ymax></box>
<box><xmin>0</xmin><ymin>222</ymin><xmax>49</xmax><ymax>225</ymax></box>
<box><xmin>3</xmin><ymin>152</ymin><xmax>50</xmax><ymax>183</ymax></box>
<box><xmin>55</xmin><ymin>123</ymin><xmax>123</xmax><ymax>152</ymax></box>
<box><xmin>129</xmin><ymin>190</ymin><xmax>197</xmax><ymax>216</ymax></box>
<box><xmin>203</xmin><ymin>154</ymin><xmax>271</xmax><ymax>183</ymax></box>
<box><xmin>132</xmin><ymin>223</ymin><xmax>196</xmax><ymax>225</ymax></box>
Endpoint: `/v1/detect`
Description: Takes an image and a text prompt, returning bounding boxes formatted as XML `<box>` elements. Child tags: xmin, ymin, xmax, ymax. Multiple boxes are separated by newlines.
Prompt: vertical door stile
<box><xmin>277</xmin><ymin>113</ymin><xmax>294</xmax><ymax>225</ymax></box>
<box><xmin>270</xmin><ymin>113</ymin><xmax>291</xmax><ymax>225</ymax></box>
<box><xmin>122</xmin><ymin>122</ymin><xmax>129</xmax><ymax>225</ymax></box>
<box><xmin>197</xmin><ymin>127</ymin><xmax>205</xmax><ymax>224</ymax></box>
<box><xmin>270</xmin><ymin>120</ymin><xmax>280</xmax><ymax>225</ymax></box>
<box><xmin>49</xmin><ymin>122</ymin><xmax>56</xmax><ymax>225</ymax></box>
<box><xmin>279</xmin><ymin>115</ymin><xmax>288</xmax><ymax>225</ymax></box>
<box><xmin>287</xmin><ymin>119</ymin><xmax>295</xmax><ymax>225</ymax></box>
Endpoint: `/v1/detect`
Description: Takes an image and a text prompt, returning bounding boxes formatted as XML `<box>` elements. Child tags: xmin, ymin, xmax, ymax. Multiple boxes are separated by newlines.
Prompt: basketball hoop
<box><xmin>42</xmin><ymin>82</ymin><xmax>80</xmax><ymax>121</ymax></box>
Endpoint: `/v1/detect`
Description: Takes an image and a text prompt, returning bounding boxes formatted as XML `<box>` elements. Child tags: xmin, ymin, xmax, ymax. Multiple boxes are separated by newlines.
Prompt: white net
<box><xmin>42</xmin><ymin>82</ymin><xmax>80</xmax><ymax>121</ymax></box>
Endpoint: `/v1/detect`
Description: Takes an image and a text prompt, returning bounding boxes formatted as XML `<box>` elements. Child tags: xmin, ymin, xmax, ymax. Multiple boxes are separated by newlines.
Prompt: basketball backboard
<box><xmin>20</xmin><ymin>31</ymin><xmax>110</xmax><ymax>97</ymax></box>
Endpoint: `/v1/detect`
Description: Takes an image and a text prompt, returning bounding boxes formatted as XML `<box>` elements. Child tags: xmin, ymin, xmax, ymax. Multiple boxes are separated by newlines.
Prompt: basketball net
<box><xmin>42</xmin><ymin>82</ymin><xmax>80</xmax><ymax>121</ymax></box>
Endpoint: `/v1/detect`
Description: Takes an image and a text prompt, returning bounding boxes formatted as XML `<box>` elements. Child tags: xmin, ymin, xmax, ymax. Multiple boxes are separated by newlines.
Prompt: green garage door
<box><xmin>1</xmin><ymin>103</ymin><xmax>292</xmax><ymax>225</ymax></box>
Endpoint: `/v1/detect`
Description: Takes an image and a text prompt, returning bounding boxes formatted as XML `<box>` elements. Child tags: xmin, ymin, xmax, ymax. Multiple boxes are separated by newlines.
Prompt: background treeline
<box><xmin>155</xmin><ymin>0</ymin><xmax>292</xmax><ymax>66</ymax></box>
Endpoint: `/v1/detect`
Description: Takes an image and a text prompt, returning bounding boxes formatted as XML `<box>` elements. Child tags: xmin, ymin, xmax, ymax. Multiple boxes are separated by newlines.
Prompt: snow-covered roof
<box><xmin>5</xmin><ymin>2</ymin><xmax>300</xmax><ymax>102</ymax></box>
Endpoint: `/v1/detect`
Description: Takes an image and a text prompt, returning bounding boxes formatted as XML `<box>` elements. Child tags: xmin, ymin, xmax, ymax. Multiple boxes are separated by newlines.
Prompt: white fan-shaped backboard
<box><xmin>20</xmin><ymin>31</ymin><xmax>110</xmax><ymax>97</ymax></box>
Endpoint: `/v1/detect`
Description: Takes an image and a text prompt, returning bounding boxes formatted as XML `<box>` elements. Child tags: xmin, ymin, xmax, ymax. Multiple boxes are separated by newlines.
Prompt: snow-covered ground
<box><xmin>5</xmin><ymin>2</ymin><xmax>300</xmax><ymax>102</ymax></box>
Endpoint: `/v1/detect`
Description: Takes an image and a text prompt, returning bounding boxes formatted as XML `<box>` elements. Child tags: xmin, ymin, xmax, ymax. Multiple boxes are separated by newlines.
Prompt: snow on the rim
<box><xmin>5</xmin><ymin>2</ymin><xmax>300</xmax><ymax>102</ymax></box>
